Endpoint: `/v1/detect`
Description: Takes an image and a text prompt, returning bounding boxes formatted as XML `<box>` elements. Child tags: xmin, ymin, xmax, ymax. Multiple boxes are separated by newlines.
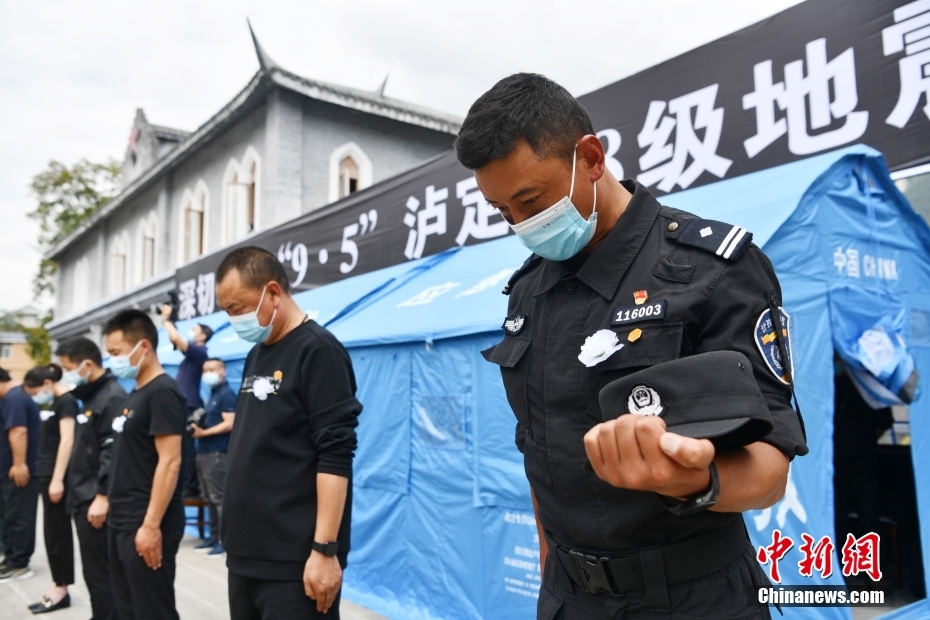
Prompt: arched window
<box><xmin>138</xmin><ymin>213</ymin><xmax>158</xmax><ymax>283</ymax></box>
<box><xmin>179</xmin><ymin>181</ymin><xmax>209</xmax><ymax>264</ymax></box>
<box><xmin>108</xmin><ymin>232</ymin><xmax>130</xmax><ymax>297</ymax></box>
<box><xmin>72</xmin><ymin>256</ymin><xmax>89</xmax><ymax>313</ymax></box>
<box><xmin>223</xmin><ymin>146</ymin><xmax>261</xmax><ymax>245</ymax></box>
<box><xmin>339</xmin><ymin>156</ymin><xmax>360</xmax><ymax>199</ymax></box>
<box><xmin>328</xmin><ymin>142</ymin><xmax>373</xmax><ymax>203</ymax></box>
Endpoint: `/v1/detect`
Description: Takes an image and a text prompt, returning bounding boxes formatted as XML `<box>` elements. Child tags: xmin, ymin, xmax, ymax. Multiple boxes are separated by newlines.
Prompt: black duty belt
<box><xmin>554</xmin><ymin>517</ymin><xmax>749</xmax><ymax>597</ymax></box>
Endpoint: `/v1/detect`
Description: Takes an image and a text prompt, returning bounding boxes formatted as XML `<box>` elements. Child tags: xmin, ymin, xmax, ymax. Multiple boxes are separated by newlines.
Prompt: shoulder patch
<box><xmin>755</xmin><ymin>307</ymin><xmax>794</xmax><ymax>384</ymax></box>
<box><xmin>673</xmin><ymin>218</ymin><xmax>753</xmax><ymax>261</ymax></box>
<box><xmin>502</xmin><ymin>254</ymin><xmax>541</xmax><ymax>295</ymax></box>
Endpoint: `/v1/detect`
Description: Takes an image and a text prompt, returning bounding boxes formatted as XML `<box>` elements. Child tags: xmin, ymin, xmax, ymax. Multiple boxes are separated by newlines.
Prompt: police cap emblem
<box><xmin>503</xmin><ymin>314</ymin><xmax>526</xmax><ymax>336</ymax></box>
<box><xmin>628</xmin><ymin>384</ymin><xmax>664</xmax><ymax>416</ymax></box>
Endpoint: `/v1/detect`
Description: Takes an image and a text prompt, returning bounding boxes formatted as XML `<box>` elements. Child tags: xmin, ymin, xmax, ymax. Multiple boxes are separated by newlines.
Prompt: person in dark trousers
<box><xmin>459</xmin><ymin>74</ymin><xmax>807</xmax><ymax>619</ymax></box>
<box><xmin>25</xmin><ymin>363</ymin><xmax>77</xmax><ymax>614</ymax></box>
<box><xmin>190</xmin><ymin>357</ymin><xmax>236</xmax><ymax>558</ymax></box>
<box><xmin>216</xmin><ymin>247</ymin><xmax>362</xmax><ymax>620</ymax></box>
<box><xmin>0</xmin><ymin>365</ymin><xmax>41</xmax><ymax>583</ymax></box>
<box><xmin>56</xmin><ymin>336</ymin><xmax>125</xmax><ymax>620</ymax></box>
<box><xmin>159</xmin><ymin>307</ymin><xmax>212</xmax><ymax>498</ymax></box>
<box><xmin>103</xmin><ymin>310</ymin><xmax>185</xmax><ymax>620</ymax></box>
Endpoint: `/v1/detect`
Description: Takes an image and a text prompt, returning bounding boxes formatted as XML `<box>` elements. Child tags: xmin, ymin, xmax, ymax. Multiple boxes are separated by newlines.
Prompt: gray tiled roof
<box><xmin>46</xmin><ymin>28</ymin><xmax>462</xmax><ymax>260</ymax></box>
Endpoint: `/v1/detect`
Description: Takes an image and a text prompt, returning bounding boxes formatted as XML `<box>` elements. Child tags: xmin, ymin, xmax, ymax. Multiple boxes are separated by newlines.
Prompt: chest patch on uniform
<box><xmin>628</xmin><ymin>384</ymin><xmax>664</xmax><ymax>416</ymax></box>
<box><xmin>611</xmin><ymin>300</ymin><xmax>666</xmax><ymax>326</ymax></box>
<box><xmin>755</xmin><ymin>307</ymin><xmax>793</xmax><ymax>384</ymax></box>
<box><xmin>77</xmin><ymin>414</ymin><xmax>89</xmax><ymax>424</ymax></box>
<box><xmin>503</xmin><ymin>314</ymin><xmax>526</xmax><ymax>336</ymax></box>
<box><xmin>675</xmin><ymin>218</ymin><xmax>753</xmax><ymax>261</ymax></box>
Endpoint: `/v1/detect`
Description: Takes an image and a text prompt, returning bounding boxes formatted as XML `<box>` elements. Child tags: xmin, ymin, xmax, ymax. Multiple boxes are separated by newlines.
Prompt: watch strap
<box><xmin>312</xmin><ymin>540</ymin><xmax>339</xmax><ymax>556</ymax></box>
<box><xmin>657</xmin><ymin>462</ymin><xmax>719</xmax><ymax>517</ymax></box>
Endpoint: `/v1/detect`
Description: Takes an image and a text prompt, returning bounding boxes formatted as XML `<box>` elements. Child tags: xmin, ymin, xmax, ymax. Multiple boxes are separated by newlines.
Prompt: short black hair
<box><xmin>103</xmin><ymin>309</ymin><xmax>158</xmax><ymax>349</ymax></box>
<box><xmin>55</xmin><ymin>337</ymin><xmax>103</xmax><ymax>367</ymax></box>
<box><xmin>198</xmin><ymin>323</ymin><xmax>214</xmax><ymax>342</ymax></box>
<box><xmin>454</xmin><ymin>73</ymin><xmax>595</xmax><ymax>170</ymax></box>
<box><xmin>216</xmin><ymin>246</ymin><xmax>290</xmax><ymax>294</ymax></box>
<box><xmin>24</xmin><ymin>363</ymin><xmax>63</xmax><ymax>387</ymax></box>
<box><xmin>205</xmin><ymin>357</ymin><xmax>225</xmax><ymax>366</ymax></box>
<box><xmin>0</xmin><ymin>366</ymin><xmax>10</xmax><ymax>383</ymax></box>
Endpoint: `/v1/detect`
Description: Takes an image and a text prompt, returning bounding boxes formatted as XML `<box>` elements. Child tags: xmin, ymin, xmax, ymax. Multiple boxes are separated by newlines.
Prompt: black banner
<box><xmin>177</xmin><ymin>0</ymin><xmax>930</xmax><ymax>318</ymax></box>
<box><xmin>175</xmin><ymin>153</ymin><xmax>509</xmax><ymax>319</ymax></box>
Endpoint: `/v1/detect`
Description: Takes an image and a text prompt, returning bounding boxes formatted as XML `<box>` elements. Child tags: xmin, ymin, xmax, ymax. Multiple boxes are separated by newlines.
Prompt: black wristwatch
<box><xmin>657</xmin><ymin>462</ymin><xmax>720</xmax><ymax>517</ymax></box>
<box><xmin>312</xmin><ymin>540</ymin><xmax>339</xmax><ymax>557</ymax></box>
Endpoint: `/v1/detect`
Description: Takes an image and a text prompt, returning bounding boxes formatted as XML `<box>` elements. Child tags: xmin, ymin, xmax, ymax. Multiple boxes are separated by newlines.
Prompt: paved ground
<box><xmin>2</xmin><ymin>508</ymin><xmax>916</xmax><ymax>620</ymax></box>
<box><xmin>0</xmin><ymin>509</ymin><xmax>386</xmax><ymax>620</ymax></box>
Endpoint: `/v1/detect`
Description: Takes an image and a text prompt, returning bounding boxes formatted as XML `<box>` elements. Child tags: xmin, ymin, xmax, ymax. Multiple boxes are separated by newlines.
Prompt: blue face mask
<box><xmin>63</xmin><ymin>360</ymin><xmax>89</xmax><ymax>387</ymax></box>
<box><xmin>509</xmin><ymin>146</ymin><xmax>598</xmax><ymax>261</ymax></box>
<box><xmin>109</xmin><ymin>341</ymin><xmax>146</xmax><ymax>380</ymax></box>
<box><xmin>228</xmin><ymin>286</ymin><xmax>277</xmax><ymax>344</ymax></box>
<box><xmin>32</xmin><ymin>390</ymin><xmax>54</xmax><ymax>406</ymax></box>
<box><xmin>202</xmin><ymin>372</ymin><xmax>221</xmax><ymax>387</ymax></box>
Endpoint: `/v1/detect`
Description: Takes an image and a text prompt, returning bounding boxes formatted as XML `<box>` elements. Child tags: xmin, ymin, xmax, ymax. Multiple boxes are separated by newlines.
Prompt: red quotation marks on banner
<box><xmin>277</xmin><ymin>210</ymin><xmax>379</xmax><ymax>286</ymax></box>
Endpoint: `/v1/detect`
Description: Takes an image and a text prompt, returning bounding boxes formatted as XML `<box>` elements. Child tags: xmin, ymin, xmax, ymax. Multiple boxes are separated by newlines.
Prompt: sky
<box><xmin>0</xmin><ymin>0</ymin><xmax>804</xmax><ymax>315</ymax></box>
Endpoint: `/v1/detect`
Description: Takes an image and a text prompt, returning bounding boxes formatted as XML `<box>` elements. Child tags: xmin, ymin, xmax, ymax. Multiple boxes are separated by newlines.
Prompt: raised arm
<box><xmin>160</xmin><ymin>305</ymin><xmax>188</xmax><ymax>353</ymax></box>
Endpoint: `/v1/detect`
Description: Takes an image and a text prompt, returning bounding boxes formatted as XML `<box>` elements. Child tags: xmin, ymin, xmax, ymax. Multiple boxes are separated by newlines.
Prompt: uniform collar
<box><xmin>535</xmin><ymin>180</ymin><xmax>660</xmax><ymax>300</ymax></box>
<box><xmin>72</xmin><ymin>369</ymin><xmax>116</xmax><ymax>401</ymax></box>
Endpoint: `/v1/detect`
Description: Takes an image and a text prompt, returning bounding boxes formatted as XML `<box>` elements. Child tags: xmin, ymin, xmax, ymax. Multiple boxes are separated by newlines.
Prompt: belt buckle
<box><xmin>568</xmin><ymin>550</ymin><xmax>620</xmax><ymax>595</ymax></box>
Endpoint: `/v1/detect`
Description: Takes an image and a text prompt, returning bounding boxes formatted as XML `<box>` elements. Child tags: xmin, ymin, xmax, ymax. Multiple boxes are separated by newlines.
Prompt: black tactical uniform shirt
<box><xmin>67</xmin><ymin>370</ymin><xmax>126</xmax><ymax>512</ymax></box>
<box><xmin>483</xmin><ymin>180</ymin><xmax>808</xmax><ymax>555</ymax></box>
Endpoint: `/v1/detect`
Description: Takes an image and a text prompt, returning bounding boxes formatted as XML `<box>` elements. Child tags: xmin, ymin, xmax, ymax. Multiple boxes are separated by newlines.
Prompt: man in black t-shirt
<box><xmin>103</xmin><ymin>309</ymin><xmax>185</xmax><ymax>620</ymax></box>
<box><xmin>216</xmin><ymin>247</ymin><xmax>362</xmax><ymax>620</ymax></box>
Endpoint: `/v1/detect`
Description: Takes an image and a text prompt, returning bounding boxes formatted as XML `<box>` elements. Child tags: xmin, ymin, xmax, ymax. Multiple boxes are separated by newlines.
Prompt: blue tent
<box><xmin>158</xmin><ymin>145</ymin><xmax>930</xmax><ymax>619</ymax></box>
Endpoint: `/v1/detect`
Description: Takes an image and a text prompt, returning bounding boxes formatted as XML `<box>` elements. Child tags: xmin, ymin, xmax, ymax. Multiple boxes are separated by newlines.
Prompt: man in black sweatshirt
<box><xmin>57</xmin><ymin>336</ymin><xmax>126</xmax><ymax>620</ymax></box>
<box><xmin>216</xmin><ymin>246</ymin><xmax>362</xmax><ymax>619</ymax></box>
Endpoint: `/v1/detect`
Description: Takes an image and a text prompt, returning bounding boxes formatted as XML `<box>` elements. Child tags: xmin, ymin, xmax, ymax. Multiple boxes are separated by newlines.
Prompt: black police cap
<box><xmin>598</xmin><ymin>350</ymin><xmax>774</xmax><ymax>451</ymax></box>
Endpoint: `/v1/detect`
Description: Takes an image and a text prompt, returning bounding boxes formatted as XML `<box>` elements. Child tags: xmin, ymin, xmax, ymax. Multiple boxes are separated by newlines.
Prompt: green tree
<box><xmin>21</xmin><ymin>310</ymin><xmax>54</xmax><ymax>365</ymax></box>
<box><xmin>27</xmin><ymin>159</ymin><xmax>122</xmax><ymax>297</ymax></box>
<box><xmin>0</xmin><ymin>312</ymin><xmax>18</xmax><ymax>331</ymax></box>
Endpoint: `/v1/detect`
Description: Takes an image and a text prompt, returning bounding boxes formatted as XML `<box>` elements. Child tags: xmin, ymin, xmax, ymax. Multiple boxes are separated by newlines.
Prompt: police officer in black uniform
<box><xmin>456</xmin><ymin>74</ymin><xmax>808</xmax><ymax>619</ymax></box>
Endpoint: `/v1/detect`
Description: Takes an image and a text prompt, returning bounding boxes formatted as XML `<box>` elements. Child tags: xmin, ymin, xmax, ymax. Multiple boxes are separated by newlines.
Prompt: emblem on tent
<box><xmin>503</xmin><ymin>314</ymin><xmax>526</xmax><ymax>336</ymax></box>
<box><xmin>754</xmin><ymin>307</ymin><xmax>793</xmax><ymax>384</ymax></box>
<box><xmin>628</xmin><ymin>384</ymin><xmax>664</xmax><ymax>416</ymax></box>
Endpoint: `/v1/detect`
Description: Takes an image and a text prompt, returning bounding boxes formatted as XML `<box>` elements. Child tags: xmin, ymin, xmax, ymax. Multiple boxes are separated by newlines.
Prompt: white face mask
<box><xmin>509</xmin><ymin>145</ymin><xmax>598</xmax><ymax>261</ymax></box>
<box><xmin>63</xmin><ymin>360</ymin><xmax>90</xmax><ymax>387</ymax></box>
<box><xmin>228</xmin><ymin>285</ymin><xmax>277</xmax><ymax>344</ymax></box>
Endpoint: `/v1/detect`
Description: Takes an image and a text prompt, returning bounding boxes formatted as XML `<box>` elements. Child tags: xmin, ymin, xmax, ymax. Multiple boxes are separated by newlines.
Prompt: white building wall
<box><xmin>301</xmin><ymin>97</ymin><xmax>453</xmax><ymax>212</ymax></box>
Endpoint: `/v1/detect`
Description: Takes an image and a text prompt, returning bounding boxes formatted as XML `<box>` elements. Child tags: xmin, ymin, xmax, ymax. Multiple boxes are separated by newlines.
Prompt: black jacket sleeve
<box><xmin>694</xmin><ymin>245</ymin><xmax>809</xmax><ymax>460</ymax></box>
<box><xmin>95</xmin><ymin>392</ymin><xmax>124</xmax><ymax>496</ymax></box>
<box><xmin>301</xmin><ymin>336</ymin><xmax>362</xmax><ymax>478</ymax></box>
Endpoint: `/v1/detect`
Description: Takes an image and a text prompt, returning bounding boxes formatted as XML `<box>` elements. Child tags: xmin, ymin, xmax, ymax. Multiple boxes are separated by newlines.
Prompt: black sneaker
<box><xmin>0</xmin><ymin>564</ymin><xmax>34</xmax><ymax>583</ymax></box>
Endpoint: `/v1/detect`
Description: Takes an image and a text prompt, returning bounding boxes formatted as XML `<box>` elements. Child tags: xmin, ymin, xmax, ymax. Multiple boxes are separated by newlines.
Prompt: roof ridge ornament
<box><xmin>375</xmin><ymin>74</ymin><xmax>389</xmax><ymax>98</ymax></box>
<box><xmin>247</xmin><ymin>18</ymin><xmax>281</xmax><ymax>73</ymax></box>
